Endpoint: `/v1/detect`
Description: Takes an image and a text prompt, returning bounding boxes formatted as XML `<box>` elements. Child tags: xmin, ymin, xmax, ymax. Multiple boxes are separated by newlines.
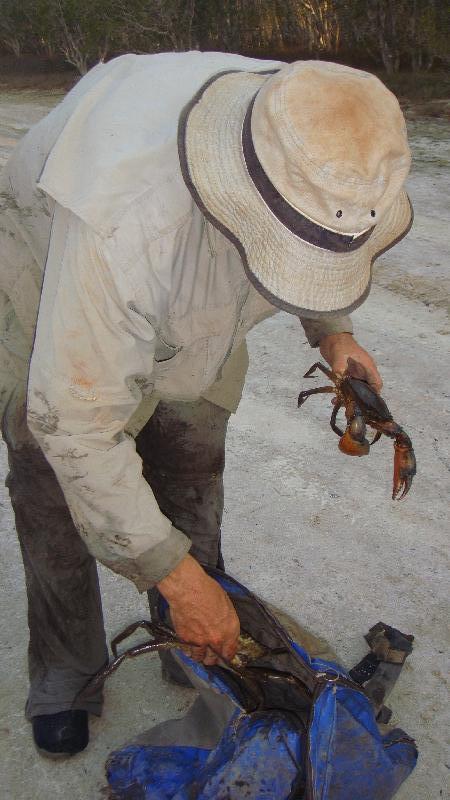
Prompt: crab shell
<box><xmin>338</xmin><ymin>376</ymin><xmax>393</xmax><ymax>424</ymax></box>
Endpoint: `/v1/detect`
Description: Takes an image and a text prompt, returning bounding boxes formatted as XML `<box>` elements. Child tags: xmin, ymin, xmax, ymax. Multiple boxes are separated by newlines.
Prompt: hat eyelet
<box><xmin>371</xmin><ymin>209</ymin><xmax>376</xmax><ymax>218</ymax></box>
<box><xmin>336</xmin><ymin>210</ymin><xmax>342</xmax><ymax>218</ymax></box>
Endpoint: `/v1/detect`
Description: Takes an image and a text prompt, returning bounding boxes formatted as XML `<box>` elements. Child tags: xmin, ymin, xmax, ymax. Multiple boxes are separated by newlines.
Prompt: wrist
<box><xmin>320</xmin><ymin>331</ymin><xmax>353</xmax><ymax>346</ymax></box>
<box><xmin>319</xmin><ymin>331</ymin><xmax>353</xmax><ymax>359</ymax></box>
<box><xmin>157</xmin><ymin>554</ymin><xmax>205</xmax><ymax>603</ymax></box>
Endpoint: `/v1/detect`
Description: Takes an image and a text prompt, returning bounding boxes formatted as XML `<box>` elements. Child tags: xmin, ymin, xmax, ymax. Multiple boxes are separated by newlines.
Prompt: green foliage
<box><xmin>49</xmin><ymin>0</ymin><xmax>122</xmax><ymax>72</ymax></box>
<box><xmin>380</xmin><ymin>69</ymin><xmax>450</xmax><ymax>102</ymax></box>
<box><xmin>337</xmin><ymin>0</ymin><xmax>450</xmax><ymax>73</ymax></box>
<box><xmin>0</xmin><ymin>0</ymin><xmax>36</xmax><ymax>57</ymax></box>
<box><xmin>0</xmin><ymin>0</ymin><xmax>448</xmax><ymax>75</ymax></box>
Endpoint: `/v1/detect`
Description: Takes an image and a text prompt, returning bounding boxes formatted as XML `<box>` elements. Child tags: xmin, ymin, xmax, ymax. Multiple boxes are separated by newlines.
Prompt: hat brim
<box><xmin>179</xmin><ymin>70</ymin><xmax>413</xmax><ymax>318</ymax></box>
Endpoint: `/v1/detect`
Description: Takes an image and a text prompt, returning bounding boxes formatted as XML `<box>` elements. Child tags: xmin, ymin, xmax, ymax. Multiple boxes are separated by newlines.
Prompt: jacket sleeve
<box><xmin>299</xmin><ymin>314</ymin><xmax>353</xmax><ymax>348</ymax></box>
<box><xmin>27</xmin><ymin>207</ymin><xmax>191</xmax><ymax>591</ymax></box>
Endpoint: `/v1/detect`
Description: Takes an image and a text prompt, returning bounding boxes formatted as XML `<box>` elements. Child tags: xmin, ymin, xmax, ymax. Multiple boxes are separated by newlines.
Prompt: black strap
<box><xmin>349</xmin><ymin>622</ymin><xmax>414</xmax><ymax>716</ymax></box>
<box><xmin>349</xmin><ymin>652</ymin><xmax>379</xmax><ymax>685</ymax></box>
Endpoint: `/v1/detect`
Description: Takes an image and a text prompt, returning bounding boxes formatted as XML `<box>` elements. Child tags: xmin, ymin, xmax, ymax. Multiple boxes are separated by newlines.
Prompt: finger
<box><xmin>366</xmin><ymin>370</ymin><xmax>383</xmax><ymax>393</ymax></box>
<box><xmin>347</xmin><ymin>357</ymin><xmax>383</xmax><ymax>393</ymax></box>
<box><xmin>187</xmin><ymin>645</ymin><xmax>207</xmax><ymax>663</ymax></box>
<box><xmin>203</xmin><ymin>647</ymin><xmax>220</xmax><ymax>666</ymax></box>
<box><xmin>221</xmin><ymin>639</ymin><xmax>239</xmax><ymax>663</ymax></box>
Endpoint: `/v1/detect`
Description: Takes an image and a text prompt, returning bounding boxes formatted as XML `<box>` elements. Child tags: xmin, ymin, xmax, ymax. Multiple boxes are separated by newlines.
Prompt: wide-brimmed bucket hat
<box><xmin>178</xmin><ymin>60</ymin><xmax>412</xmax><ymax>317</ymax></box>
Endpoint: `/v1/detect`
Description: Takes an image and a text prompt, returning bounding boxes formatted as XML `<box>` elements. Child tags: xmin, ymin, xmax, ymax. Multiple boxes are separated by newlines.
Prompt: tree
<box><xmin>0</xmin><ymin>0</ymin><xmax>448</xmax><ymax>73</ymax></box>
<box><xmin>51</xmin><ymin>0</ymin><xmax>120</xmax><ymax>73</ymax></box>
<box><xmin>336</xmin><ymin>0</ymin><xmax>450</xmax><ymax>73</ymax></box>
<box><xmin>406</xmin><ymin>0</ymin><xmax>450</xmax><ymax>70</ymax></box>
<box><xmin>0</xmin><ymin>0</ymin><xmax>34</xmax><ymax>57</ymax></box>
<box><xmin>114</xmin><ymin>0</ymin><xmax>196</xmax><ymax>53</ymax></box>
<box><xmin>287</xmin><ymin>0</ymin><xmax>341</xmax><ymax>54</ymax></box>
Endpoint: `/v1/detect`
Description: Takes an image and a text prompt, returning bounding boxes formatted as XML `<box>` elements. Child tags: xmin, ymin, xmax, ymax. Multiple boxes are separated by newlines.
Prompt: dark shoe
<box><xmin>32</xmin><ymin>710</ymin><xmax>89</xmax><ymax>758</ymax></box>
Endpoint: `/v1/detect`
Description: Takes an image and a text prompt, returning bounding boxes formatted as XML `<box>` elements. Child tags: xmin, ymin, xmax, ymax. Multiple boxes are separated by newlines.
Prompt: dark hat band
<box><xmin>242</xmin><ymin>96</ymin><xmax>375</xmax><ymax>253</ymax></box>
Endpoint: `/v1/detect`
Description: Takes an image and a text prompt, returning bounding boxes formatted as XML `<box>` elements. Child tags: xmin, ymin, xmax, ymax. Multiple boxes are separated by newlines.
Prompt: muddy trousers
<box><xmin>2</xmin><ymin>396</ymin><xmax>230</xmax><ymax>719</ymax></box>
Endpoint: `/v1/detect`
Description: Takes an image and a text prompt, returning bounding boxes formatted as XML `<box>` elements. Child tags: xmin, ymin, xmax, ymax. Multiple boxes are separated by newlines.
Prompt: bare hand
<box><xmin>319</xmin><ymin>333</ymin><xmax>383</xmax><ymax>393</ymax></box>
<box><xmin>157</xmin><ymin>555</ymin><xmax>240</xmax><ymax>666</ymax></box>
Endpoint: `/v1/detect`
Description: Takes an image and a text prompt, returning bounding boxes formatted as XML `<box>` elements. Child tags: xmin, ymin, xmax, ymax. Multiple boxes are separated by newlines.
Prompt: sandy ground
<box><xmin>0</xmin><ymin>92</ymin><xmax>449</xmax><ymax>800</ymax></box>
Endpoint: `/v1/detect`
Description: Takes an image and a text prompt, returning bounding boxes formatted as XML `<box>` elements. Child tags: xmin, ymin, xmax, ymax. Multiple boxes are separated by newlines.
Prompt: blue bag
<box><xmin>99</xmin><ymin>569</ymin><xmax>417</xmax><ymax>799</ymax></box>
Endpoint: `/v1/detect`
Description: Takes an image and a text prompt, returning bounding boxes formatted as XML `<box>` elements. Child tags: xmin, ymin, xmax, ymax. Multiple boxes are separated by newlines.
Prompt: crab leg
<box><xmin>77</xmin><ymin>638</ymin><xmax>181</xmax><ymax>700</ymax></box>
<box><xmin>330</xmin><ymin>403</ymin><xmax>344</xmax><ymax>436</ymax></box>
<box><xmin>370</xmin><ymin>421</ymin><xmax>416</xmax><ymax>500</ymax></box>
<box><xmin>392</xmin><ymin>430</ymin><xmax>416</xmax><ymax>500</ymax></box>
<box><xmin>303</xmin><ymin>362</ymin><xmax>335</xmax><ymax>380</ymax></box>
<box><xmin>111</xmin><ymin>619</ymin><xmax>173</xmax><ymax>657</ymax></box>
<box><xmin>297</xmin><ymin>385</ymin><xmax>335</xmax><ymax>408</ymax></box>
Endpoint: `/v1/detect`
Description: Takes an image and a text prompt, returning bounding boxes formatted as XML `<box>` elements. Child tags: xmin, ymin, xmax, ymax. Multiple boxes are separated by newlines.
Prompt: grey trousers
<box><xmin>2</xmin><ymin>394</ymin><xmax>230</xmax><ymax>719</ymax></box>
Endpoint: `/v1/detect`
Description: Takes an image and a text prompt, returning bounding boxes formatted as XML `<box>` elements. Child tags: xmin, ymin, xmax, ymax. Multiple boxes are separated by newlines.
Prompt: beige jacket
<box><xmin>0</xmin><ymin>53</ymin><xmax>353</xmax><ymax>590</ymax></box>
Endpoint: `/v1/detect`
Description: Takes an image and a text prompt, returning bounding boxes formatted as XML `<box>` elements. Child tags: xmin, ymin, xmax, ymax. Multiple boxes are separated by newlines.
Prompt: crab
<box><xmin>297</xmin><ymin>358</ymin><xmax>416</xmax><ymax>500</ymax></box>
<box><xmin>81</xmin><ymin>620</ymin><xmax>269</xmax><ymax>694</ymax></box>
<box><xmin>77</xmin><ymin>619</ymin><xmax>277</xmax><ymax>712</ymax></box>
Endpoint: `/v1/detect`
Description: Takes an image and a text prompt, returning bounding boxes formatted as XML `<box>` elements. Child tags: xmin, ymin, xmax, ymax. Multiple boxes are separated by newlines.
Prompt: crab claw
<box><xmin>393</xmin><ymin>441</ymin><xmax>416</xmax><ymax>500</ymax></box>
<box><xmin>338</xmin><ymin>428</ymin><xmax>370</xmax><ymax>457</ymax></box>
